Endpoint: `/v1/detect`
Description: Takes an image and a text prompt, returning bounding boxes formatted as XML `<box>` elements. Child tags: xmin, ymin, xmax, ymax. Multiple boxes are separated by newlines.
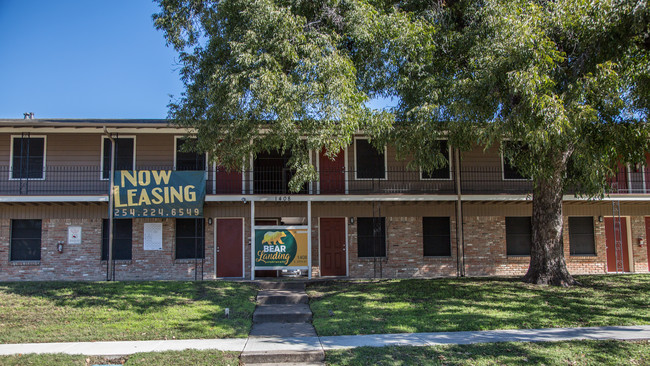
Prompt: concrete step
<box><xmin>253</xmin><ymin>304</ymin><xmax>313</xmax><ymax>323</ymax></box>
<box><xmin>249</xmin><ymin>322</ymin><xmax>317</xmax><ymax>337</ymax></box>
<box><xmin>257</xmin><ymin>289</ymin><xmax>308</xmax><ymax>304</ymax></box>
<box><xmin>240</xmin><ymin>350</ymin><xmax>325</xmax><ymax>364</ymax></box>
<box><xmin>258</xmin><ymin>281</ymin><xmax>306</xmax><ymax>291</ymax></box>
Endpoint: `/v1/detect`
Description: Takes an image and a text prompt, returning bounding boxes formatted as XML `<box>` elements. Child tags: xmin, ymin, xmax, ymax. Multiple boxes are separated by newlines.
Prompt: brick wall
<box><xmin>1</xmin><ymin>213</ymin><xmax>648</xmax><ymax>281</ymax></box>
<box><xmin>0</xmin><ymin>218</ymin><xmax>216</xmax><ymax>281</ymax></box>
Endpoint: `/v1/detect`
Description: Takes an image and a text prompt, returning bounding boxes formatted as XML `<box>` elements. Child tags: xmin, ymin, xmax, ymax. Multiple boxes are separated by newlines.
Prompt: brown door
<box><xmin>320</xmin><ymin>218</ymin><xmax>346</xmax><ymax>276</ymax></box>
<box><xmin>646</xmin><ymin>217</ymin><xmax>650</xmax><ymax>271</ymax></box>
<box><xmin>319</xmin><ymin>149</ymin><xmax>345</xmax><ymax>194</ymax></box>
<box><xmin>215</xmin><ymin>165</ymin><xmax>242</xmax><ymax>194</ymax></box>
<box><xmin>216</xmin><ymin>218</ymin><xmax>243</xmax><ymax>277</ymax></box>
<box><xmin>605</xmin><ymin>217</ymin><xmax>630</xmax><ymax>272</ymax></box>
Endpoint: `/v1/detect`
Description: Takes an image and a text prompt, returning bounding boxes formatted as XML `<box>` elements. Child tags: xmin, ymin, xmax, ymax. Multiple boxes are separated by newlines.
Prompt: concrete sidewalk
<box><xmin>0</xmin><ymin>325</ymin><xmax>649</xmax><ymax>356</ymax></box>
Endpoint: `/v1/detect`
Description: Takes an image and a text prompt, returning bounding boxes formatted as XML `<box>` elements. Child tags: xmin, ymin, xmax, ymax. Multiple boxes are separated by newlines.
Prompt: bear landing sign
<box><xmin>112</xmin><ymin>170</ymin><xmax>206</xmax><ymax>218</ymax></box>
<box><xmin>254</xmin><ymin>227</ymin><xmax>309</xmax><ymax>269</ymax></box>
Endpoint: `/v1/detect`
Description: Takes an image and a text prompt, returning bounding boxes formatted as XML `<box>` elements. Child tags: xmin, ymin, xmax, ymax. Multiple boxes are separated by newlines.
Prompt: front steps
<box><xmin>241</xmin><ymin>281</ymin><xmax>324</xmax><ymax>365</ymax></box>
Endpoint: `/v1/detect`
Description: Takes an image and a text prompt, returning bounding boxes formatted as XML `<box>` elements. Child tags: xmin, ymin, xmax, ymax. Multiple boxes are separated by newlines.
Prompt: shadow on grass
<box><xmin>326</xmin><ymin>339</ymin><xmax>650</xmax><ymax>366</ymax></box>
<box><xmin>309</xmin><ymin>275</ymin><xmax>650</xmax><ymax>336</ymax></box>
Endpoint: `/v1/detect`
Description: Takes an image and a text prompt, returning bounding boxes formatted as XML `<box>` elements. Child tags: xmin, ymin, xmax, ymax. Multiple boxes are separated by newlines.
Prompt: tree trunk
<box><xmin>522</xmin><ymin>154</ymin><xmax>578</xmax><ymax>286</ymax></box>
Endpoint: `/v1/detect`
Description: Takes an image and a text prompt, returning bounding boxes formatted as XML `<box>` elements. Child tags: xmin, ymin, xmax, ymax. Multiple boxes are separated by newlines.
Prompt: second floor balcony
<box><xmin>0</xmin><ymin>165</ymin><xmax>645</xmax><ymax>198</ymax></box>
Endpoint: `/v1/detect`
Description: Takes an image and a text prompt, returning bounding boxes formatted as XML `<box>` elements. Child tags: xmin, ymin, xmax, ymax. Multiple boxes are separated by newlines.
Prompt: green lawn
<box><xmin>326</xmin><ymin>340</ymin><xmax>650</xmax><ymax>366</ymax></box>
<box><xmin>0</xmin><ymin>350</ymin><xmax>240</xmax><ymax>366</ymax></box>
<box><xmin>308</xmin><ymin>274</ymin><xmax>650</xmax><ymax>336</ymax></box>
<box><xmin>0</xmin><ymin>281</ymin><xmax>256</xmax><ymax>343</ymax></box>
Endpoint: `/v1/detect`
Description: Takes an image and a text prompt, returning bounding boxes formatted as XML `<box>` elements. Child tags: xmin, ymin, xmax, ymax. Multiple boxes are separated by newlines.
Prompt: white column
<box><xmin>250</xmin><ymin>200</ymin><xmax>255</xmax><ymax>280</ymax></box>
<box><xmin>308</xmin><ymin>200</ymin><xmax>312</xmax><ymax>279</ymax></box>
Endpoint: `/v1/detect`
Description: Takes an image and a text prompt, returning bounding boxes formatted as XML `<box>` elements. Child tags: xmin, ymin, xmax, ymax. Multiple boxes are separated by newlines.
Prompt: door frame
<box><xmin>604</xmin><ymin>215</ymin><xmax>634</xmax><ymax>273</ymax></box>
<box><xmin>213</xmin><ymin>217</ymin><xmax>245</xmax><ymax>278</ymax></box>
<box><xmin>318</xmin><ymin>217</ymin><xmax>349</xmax><ymax>277</ymax></box>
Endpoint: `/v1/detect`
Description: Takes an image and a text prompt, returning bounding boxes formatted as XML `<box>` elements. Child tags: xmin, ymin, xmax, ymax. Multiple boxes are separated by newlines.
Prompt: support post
<box><xmin>454</xmin><ymin>147</ymin><xmax>465</xmax><ymax>277</ymax></box>
<box><xmin>308</xmin><ymin>200</ymin><xmax>312</xmax><ymax>280</ymax></box>
<box><xmin>103</xmin><ymin>127</ymin><xmax>116</xmax><ymax>281</ymax></box>
<box><xmin>250</xmin><ymin>200</ymin><xmax>255</xmax><ymax>280</ymax></box>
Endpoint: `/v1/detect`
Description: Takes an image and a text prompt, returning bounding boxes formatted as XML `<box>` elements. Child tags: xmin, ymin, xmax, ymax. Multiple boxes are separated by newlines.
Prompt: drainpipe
<box><xmin>103</xmin><ymin>127</ymin><xmax>116</xmax><ymax>281</ymax></box>
<box><xmin>454</xmin><ymin>147</ymin><xmax>466</xmax><ymax>277</ymax></box>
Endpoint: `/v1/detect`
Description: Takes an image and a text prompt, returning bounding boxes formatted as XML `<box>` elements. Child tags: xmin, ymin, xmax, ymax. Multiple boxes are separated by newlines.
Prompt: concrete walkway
<box><xmin>1</xmin><ymin>325</ymin><xmax>649</xmax><ymax>357</ymax></box>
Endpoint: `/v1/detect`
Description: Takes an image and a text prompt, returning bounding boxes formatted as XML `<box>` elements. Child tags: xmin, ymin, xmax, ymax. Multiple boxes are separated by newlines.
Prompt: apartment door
<box><xmin>216</xmin><ymin>218</ymin><xmax>243</xmax><ymax>277</ymax></box>
<box><xmin>319</xmin><ymin>149</ymin><xmax>345</xmax><ymax>194</ymax></box>
<box><xmin>604</xmin><ymin>217</ymin><xmax>630</xmax><ymax>272</ymax></box>
<box><xmin>320</xmin><ymin>218</ymin><xmax>347</xmax><ymax>276</ymax></box>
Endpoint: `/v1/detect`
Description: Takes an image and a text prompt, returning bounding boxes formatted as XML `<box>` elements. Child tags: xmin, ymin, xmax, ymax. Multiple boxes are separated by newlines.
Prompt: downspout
<box><xmin>103</xmin><ymin>127</ymin><xmax>116</xmax><ymax>281</ymax></box>
<box><xmin>454</xmin><ymin>147</ymin><xmax>466</xmax><ymax>277</ymax></box>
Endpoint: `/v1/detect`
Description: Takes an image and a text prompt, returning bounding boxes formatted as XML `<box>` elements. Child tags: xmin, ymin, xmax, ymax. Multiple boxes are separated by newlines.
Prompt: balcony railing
<box><xmin>0</xmin><ymin>166</ymin><xmax>646</xmax><ymax>197</ymax></box>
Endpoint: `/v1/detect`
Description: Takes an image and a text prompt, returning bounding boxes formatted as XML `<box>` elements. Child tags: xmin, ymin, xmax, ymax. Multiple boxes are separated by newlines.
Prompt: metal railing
<box><xmin>0</xmin><ymin>166</ymin><xmax>647</xmax><ymax>196</ymax></box>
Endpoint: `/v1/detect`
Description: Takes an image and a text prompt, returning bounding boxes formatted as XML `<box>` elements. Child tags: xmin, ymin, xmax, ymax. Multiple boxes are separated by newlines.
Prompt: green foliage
<box><xmin>154</xmin><ymin>0</ymin><xmax>395</xmax><ymax>187</ymax></box>
<box><xmin>155</xmin><ymin>0</ymin><xmax>649</xmax><ymax>196</ymax></box>
<box><xmin>384</xmin><ymin>0</ymin><xmax>650</xmax><ymax>196</ymax></box>
<box><xmin>307</xmin><ymin>275</ymin><xmax>650</xmax><ymax>336</ymax></box>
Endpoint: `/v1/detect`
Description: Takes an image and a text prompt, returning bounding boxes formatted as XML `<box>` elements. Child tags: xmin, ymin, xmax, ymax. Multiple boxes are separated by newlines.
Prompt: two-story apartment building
<box><xmin>0</xmin><ymin>118</ymin><xmax>648</xmax><ymax>281</ymax></box>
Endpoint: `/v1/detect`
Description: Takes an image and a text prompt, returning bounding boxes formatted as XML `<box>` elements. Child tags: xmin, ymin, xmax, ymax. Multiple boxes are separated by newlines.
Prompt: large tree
<box><xmin>154</xmin><ymin>0</ymin><xmax>650</xmax><ymax>285</ymax></box>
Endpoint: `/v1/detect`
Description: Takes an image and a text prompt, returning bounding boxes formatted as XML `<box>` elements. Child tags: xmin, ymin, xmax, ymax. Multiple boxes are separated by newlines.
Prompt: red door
<box><xmin>646</xmin><ymin>217</ymin><xmax>650</xmax><ymax>271</ymax></box>
<box><xmin>319</xmin><ymin>149</ymin><xmax>345</xmax><ymax>194</ymax></box>
<box><xmin>605</xmin><ymin>217</ymin><xmax>630</xmax><ymax>272</ymax></box>
<box><xmin>320</xmin><ymin>218</ymin><xmax>346</xmax><ymax>276</ymax></box>
<box><xmin>215</xmin><ymin>165</ymin><xmax>242</xmax><ymax>194</ymax></box>
<box><xmin>216</xmin><ymin>218</ymin><xmax>243</xmax><ymax>277</ymax></box>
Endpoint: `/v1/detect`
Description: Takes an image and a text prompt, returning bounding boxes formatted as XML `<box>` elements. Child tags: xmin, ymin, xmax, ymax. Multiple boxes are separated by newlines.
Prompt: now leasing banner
<box><xmin>254</xmin><ymin>227</ymin><xmax>309</xmax><ymax>269</ymax></box>
<box><xmin>112</xmin><ymin>170</ymin><xmax>206</xmax><ymax>218</ymax></box>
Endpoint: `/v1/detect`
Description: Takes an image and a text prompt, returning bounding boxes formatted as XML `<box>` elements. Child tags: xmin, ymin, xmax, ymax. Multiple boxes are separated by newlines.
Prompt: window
<box><xmin>421</xmin><ymin>141</ymin><xmax>451</xmax><ymax>180</ymax></box>
<box><xmin>423</xmin><ymin>217</ymin><xmax>451</xmax><ymax>256</ymax></box>
<box><xmin>11</xmin><ymin>136</ymin><xmax>45</xmax><ymax>179</ymax></box>
<box><xmin>355</xmin><ymin>139</ymin><xmax>386</xmax><ymax>179</ymax></box>
<box><xmin>357</xmin><ymin>217</ymin><xmax>386</xmax><ymax>257</ymax></box>
<box><xmin>175</xmin><ymin>137</ymin><xmax>206</xmax><ymax>171</ymax></box>
<box><xmin>10</xmin><ymin>219</ymin><xmax>41</xmax><ymax>261</ymax></box>
<box><xmin>176</xmin><ymin>218</ymin><xmax>205</xmax><ymax>259</ymax></box>
<box><xmin>506</xmin><ymin>217</ymin><xmax>531</xmax><ymax>255</ymax></box>
<box><xmin>569</xmin><ymin>217</ymin><xmax>595</xmax><ymax>255</ymax></box>
<box><xmin>102</xmin><ymin>137</ymin><xmax>135</xmax><ymax>179</ymax></box>
<box><xmin>102</xmin><ymin>219</ymin><xmax>133</xmax><ymax>260</ymax></box>
<box><xmin>502</xmin><ymin>141</ymin><xmax>528</xmax><ymax>180</ymax></box>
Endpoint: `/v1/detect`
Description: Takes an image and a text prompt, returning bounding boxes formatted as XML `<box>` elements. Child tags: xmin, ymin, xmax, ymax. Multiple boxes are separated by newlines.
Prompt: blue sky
<box><xmin>0</xmin><ymin>0</ymin><xmax>182</xmax><ymax>119</ymax></box>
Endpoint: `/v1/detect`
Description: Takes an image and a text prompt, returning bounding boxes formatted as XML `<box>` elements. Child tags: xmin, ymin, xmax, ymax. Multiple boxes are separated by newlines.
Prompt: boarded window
<box><xmin>176</xmin><ymin>218</ymin><xmax>205</xmax><ymax>259</ymax></box>
<box><xmin>11</xmin><ymin>137</ymin><xmax>45</xmax><ymax>179</ymax></box>
<box><xmin>357</xmin><ymin>217</ymin><xmax>386</xmax><ymax>257</ymax></box>
<box><xmin>356</xmin><ymin>139</ymin><xmax>385</xmax><ymax>179</ymax></box>
<box><xmin>569</xmin><ymin>217</ymin><xmax>595</xmax><ymax>255</ymax></box>
<box><xmin>11</xmin><ymin>219</ymin><xmax>41</xmax><ymax>261</ymax></box>
<box><xmin>506</xmin><ymin>217</ymin><xmax>531</xmax><ymax>255</ymax></box>
<box><xmin>102</xmin><ymin>138</ymin><xmax>135</xmax><ymax>179</ymax></box>
<box><xmin>423</xmin><ymin>217</ymin><xmax>451</xmax><ymax>256</ymax></box>
<box><xmin>422</xmin><ymin>141</ymin><xmax>450</xmax><ymax>179</ymax></box>
<box><xmin>176</xmin><ymin>138</ymin><xmax>206</xmax><ymax>171</ymax></box>
<box><xmin>102</xmin><ymin>219</ymin><xmax>133</xmax><ymax>260</ymax></box>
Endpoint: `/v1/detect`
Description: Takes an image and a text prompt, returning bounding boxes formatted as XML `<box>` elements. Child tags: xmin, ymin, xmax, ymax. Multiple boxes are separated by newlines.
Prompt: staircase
<box><xmin>240</xmin><ymin>281</ymin><xmax>324</xmax><ymax>365</ymax></box>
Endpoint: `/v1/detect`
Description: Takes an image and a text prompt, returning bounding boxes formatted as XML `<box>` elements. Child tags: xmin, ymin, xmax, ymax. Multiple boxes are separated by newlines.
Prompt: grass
<box><xmin>326</xmin><ymin>339</ymin><xmax>650</xmax><ymax>365</ymax></box>
<box><xmin>0</xmin><ymin>281</ymin><xmax>256</xmax><ymax>343</ymax></box>
<box><xmin>0</xmin><ymin>350</ymin><xmax>240</xmax><ymax>366</ymax></box>
<box><xmin>308</xmin><ymin>274</ymin><xmax>650</xmax><ymax>336</ymax></box>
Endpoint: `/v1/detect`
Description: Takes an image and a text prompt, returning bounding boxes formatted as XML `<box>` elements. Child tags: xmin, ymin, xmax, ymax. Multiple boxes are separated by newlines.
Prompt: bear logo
<box><xmin>262</xmin><ymin>231</ymin><xmax>287</xmax><ymax>245</ymax></box>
